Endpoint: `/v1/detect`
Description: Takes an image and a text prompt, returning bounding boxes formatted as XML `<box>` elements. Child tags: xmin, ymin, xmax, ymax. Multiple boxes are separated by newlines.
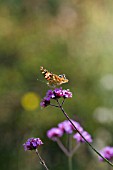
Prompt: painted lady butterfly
<box><xmin>40</xmin><ymin>66</ymin><xmax>68</xmax><ymax>87</ymax></box>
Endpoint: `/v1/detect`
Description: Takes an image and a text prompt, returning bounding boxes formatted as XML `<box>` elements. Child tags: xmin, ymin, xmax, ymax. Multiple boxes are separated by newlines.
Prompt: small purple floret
<box><xmin>58</xmin><ymin>120</ymin><xmax>73</xmax><ymax>134</ymax></box>
<box><xmin>40</xmin><ymin>97</ymin><xmax>50</xmax><ymax>108</ymax></box>
<box><xmin>46</xmin><ymin>90</ymin><xmax>55</xmax><ymax>98</ymax></box>
<box><xmin>53</xmin><ymin>88</ymin><xmax>63</xmax><ymax>98</ymax></box>
<box><xmin>47</xmin><ymin>127</ymin><xmax>63</xmax><ymax>141</ymax></box>
<box><xmin>62</xmin><ymin>89</ymin><xmax>72</xmax><ymax>98</ymax></box>
<box><xmin>23</xmin><ymin>138</ymin><xmax>43</xmax><ymax>151</ymax></box>
<box><xmin>73</xmin><ymin>131</ymin><xmax>92</xmax><ymax>143</ymax></box>
<box><xmin>99</xmin><ymin>146</ymin><xmax>113</xmax><ymax>161</ymax></box>
<box><xmin>58</xmin><ymin>120</ymin><xmax>83</xmax><ymax>134</ymax></box>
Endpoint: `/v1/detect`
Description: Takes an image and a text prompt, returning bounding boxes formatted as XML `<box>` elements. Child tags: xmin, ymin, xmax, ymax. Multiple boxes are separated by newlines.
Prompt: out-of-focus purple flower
<box><xmin>47</xmin><ymin>127</ymin><xmax>63</xmax><ymax>141</ymax></box>
<box><xmin>40</xmin><ymin>97</ymin><xmax>50</xmax><ymax>108</ymax></box>
<box><xmin>58</xmin><ymin>120</ymin><xmax>83</xmax><ymax>134</ymax></box>
<box><xmin>58</xmin><ymin>120</ymin><xmax>73</xmax><ymax>134</ymax></box>
<box><xmin>69</xmin><ymin>120</ymin><xmax>83</xmax><ymax>132</ymax></box>
<box><xmin>23</xmin><ymin>138</ymin><xmax>43</xmax><ymax>151</ymax></box>
<box><xmin>99</xmin><ymin>146</ymin><xmax>113</xmax><ymax>161</ymax></box>
<box><xmin>62</xmin><ymin>89</ymin><xmax>72</xmax><ymax>98</ymax></box>
<box><xmin>73</xmin><ymin>131</ymin><xmax>92</xmax><ymax>143</ymax></box>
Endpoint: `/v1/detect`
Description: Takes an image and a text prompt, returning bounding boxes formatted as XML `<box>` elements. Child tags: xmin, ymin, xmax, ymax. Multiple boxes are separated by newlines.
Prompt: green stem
<box><xmin>35</xmin><ymin>149</ymin><xmax>49</xmax><ymax>170</ymax></box>
<box><xmin>68</xmin><ymin>134</ymin><xmax>73</xmax><ymax>170</ymax></box>
<box><xmin>68</xmin><ymin>134</ymin><xmax>72</xmax><ymax>152</ymax></box>
<box><xmin>50</xmin><ymin>103</ymin><xmax>59</xmax><ymax>107</ymax></box>
<box><xmin>61</xmin><ymin>98</ymin><xmax>65</xmax><ymax>106</ymax></box>
<box><xmin>68</xmin><ymin>156</ymin><xmax>72</xmax><ymax>170</ymax></box>
<box><xmin>70</xmin><ymin>143</ymin><xmax>80</xmax><ymax>156</ymax></box>
<box><xmin>56</xmin><ymin>138</ymin><xmax>69</xmax><ymax>157</ymax></box>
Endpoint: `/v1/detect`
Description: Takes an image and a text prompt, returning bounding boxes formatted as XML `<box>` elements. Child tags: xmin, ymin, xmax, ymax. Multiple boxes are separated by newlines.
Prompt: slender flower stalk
<box><xmin>56</xmin><ymin>138</ymin><xmax>69</xmax><ymax>157</ymax></box>
<box><xmin>50</xmin><ymin>104</ymin><xmax>59</xmax><ymax>107</ymax></box>
<box><xmin>61</xmin><ymin>98</ymin><xmax>65</xmax><ymax>106</ymax></box>
<box><xmin>56</xmin><ymin>138</ymin><xmax>80</xmax><ymax>170</ymax></box>
<box><xmin>56</xmin><ymin>99</ymin><xmax>113</xmax><ymax>167</ymax></box>
<box><xmin>68</xmin><ymin>156</ymin><xmax>72</xmax><ymax>170</ymax></box>
<box><xmin>36</xmin><ymin>149</ymin><xmax>49</xmax><ymax>170</ymax></box>
<box><xmin>70</xmin><ymin>143</ymin><xmax>80</xmax><ymax>156</ymax></box>
<box><xmin>68</xmin><ymin>134</ymin><xmax>72</xmax><ymax>170</ymax></box>
<box><xmin>55</xmin><ymin>136</ymin><xmax>80</xmax><ymax>157</ymax></box>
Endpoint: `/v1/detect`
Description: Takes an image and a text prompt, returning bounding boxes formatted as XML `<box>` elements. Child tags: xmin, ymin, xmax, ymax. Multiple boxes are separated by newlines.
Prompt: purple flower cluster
<box><xmin>40</xmin><ymin>88</ymin><xmax>72</xmax><ymax>108</ymax></box>
<box><xmin>58</xmin><ymin>120</ymin><xmax>82</xmax><ymax>134</ymax></box>
<box><xmin>23</xmin><ymin>138</ymin><xmax>43</xmax><ymax>151</ymax></box>
<box><xmin>47</xmin><ymin>119</ymin><xmax>92</xmax><ymax>143</ymax></box>
<box><xmin>99</xmin><ymin>146</ymin><xmax>113</xmax><ymax>161</ymax></box>
<box><xmin>73</xmin><ymin>131</ymin><xmax>92</xmax><ymax>143</ymax></box>
<box><xmin>47</xmin><ymin>127</ymin><xmax>63</xmax><ymax>141</ymax></box>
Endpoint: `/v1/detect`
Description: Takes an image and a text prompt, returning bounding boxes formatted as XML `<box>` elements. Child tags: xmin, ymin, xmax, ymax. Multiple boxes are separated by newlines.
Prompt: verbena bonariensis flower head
<box><xmin>40</xmin><ymin>88</ymin><xmax>72</xmax><ymax>108</ymax></box>
<box><xmin>23</xmin><ymin>138</ymin><xmax>43</xmax><ymax>151</ymax></box>
<box><xmin>58</xmin><ymin>120</ymin><xmax>82</xmax><ymax>134</ymax></box>
<box><xmin>73</xmin><ymin>131</ymin><xmax>92</xmax><ymax>143</ymax></box>
<box><xmin>99</xmin><ymin>146</ymin><xmax>113</xmax><ymax>161</ymax></box>
<box><xmin>47</xmin><ymin>127</ymin><xmax>63</xmax><ymax>141</ymax></box>
<box><xmin>58</xmin><ymin>120</ymin><xmax>73</xmax><ymax>134</ymax></box>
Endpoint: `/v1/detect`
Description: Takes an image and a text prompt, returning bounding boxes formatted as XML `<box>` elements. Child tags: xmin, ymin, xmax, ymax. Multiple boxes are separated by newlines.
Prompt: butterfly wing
<box><xmin>40</xmin><ymin>66</ymin><xmax>68</xmax><ymax>87</ymax></box>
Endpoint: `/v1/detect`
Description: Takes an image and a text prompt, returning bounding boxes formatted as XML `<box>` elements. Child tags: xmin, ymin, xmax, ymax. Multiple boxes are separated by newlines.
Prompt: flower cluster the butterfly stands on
<box><xmin>40</xmin><ymin>88</ymin><xmax>72</xmax><ymax>108</ymax></box>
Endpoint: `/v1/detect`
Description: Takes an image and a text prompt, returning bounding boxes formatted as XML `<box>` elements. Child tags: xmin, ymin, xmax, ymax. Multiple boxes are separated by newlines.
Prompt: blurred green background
<box><xmin>0</xmin><ymin>0</ymin><xmax>113</xmax><ymax>169</ymax></box>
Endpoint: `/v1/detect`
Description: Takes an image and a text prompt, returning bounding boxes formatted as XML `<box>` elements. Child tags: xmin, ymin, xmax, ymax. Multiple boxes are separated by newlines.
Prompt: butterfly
<box><xmin>40</xmin><ymin>66</ymin><xmax>68</xmax><ymax>87</ymax></box>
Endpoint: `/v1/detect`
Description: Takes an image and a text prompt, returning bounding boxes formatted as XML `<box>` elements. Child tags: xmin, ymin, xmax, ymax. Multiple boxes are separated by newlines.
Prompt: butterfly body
<box><xmin>40</xmin><ymin>66</ymin><xmax>68</xmax><ymax>87</ymax></box>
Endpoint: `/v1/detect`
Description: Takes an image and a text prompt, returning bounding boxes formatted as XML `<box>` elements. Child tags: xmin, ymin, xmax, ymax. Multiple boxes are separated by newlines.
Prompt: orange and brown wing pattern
<box><xmin>40</xmin><ymin>66</ymin><xmax>53</xmax><ymax>81</ymax></box>
<box><xmin>52</xmin><ymin>74</ymin><xmax>68</xmax><ymax>85</ymax></box>
<box><xmin>40</xmin><ymin>66</ymin><xmax>68</xmax><ymax>87</ymax></box>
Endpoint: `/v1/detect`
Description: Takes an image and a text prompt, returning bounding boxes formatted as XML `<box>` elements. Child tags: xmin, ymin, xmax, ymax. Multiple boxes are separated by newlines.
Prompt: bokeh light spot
<box><xmin>93</xmin><ymin>107</ymin><xmax>113</xmax><ymax>124</ymax></box>
<box><xmin>21</xmin><ymin>92</ymin><xmax>40</xmax><ymax>111</ymax></box>
<box><xmin>100</xmin><ymin>74</ymin><xmax>113</xmax><ymax>90</ymax></box>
